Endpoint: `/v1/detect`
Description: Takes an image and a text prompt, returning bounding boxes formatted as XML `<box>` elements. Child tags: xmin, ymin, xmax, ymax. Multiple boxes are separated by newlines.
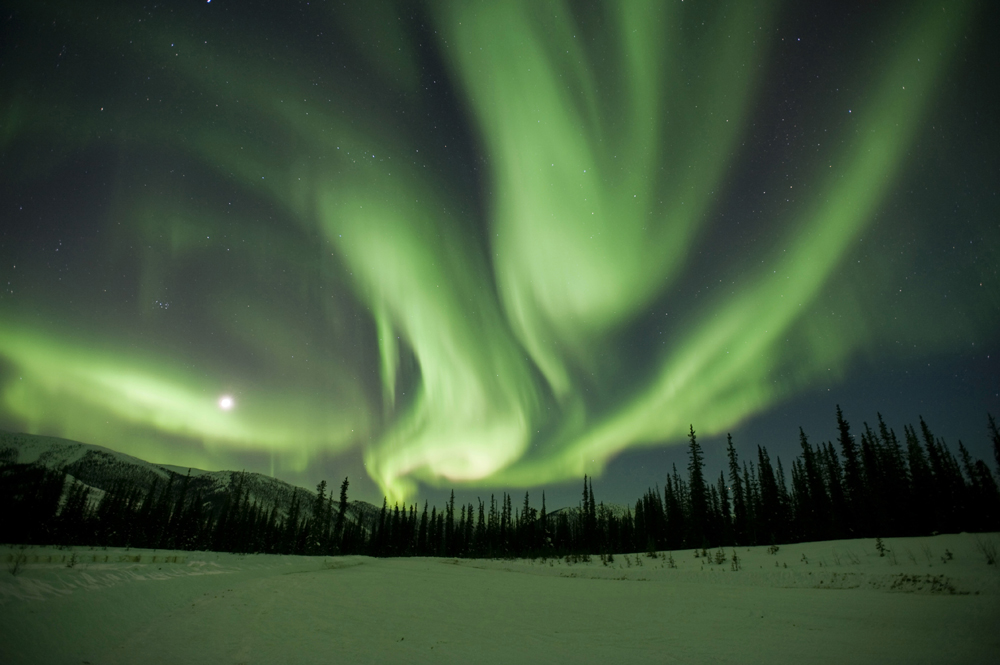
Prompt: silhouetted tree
<box><xmin>687</xmin><ymin>425</ymin><xmax>708</xmax><ymax>548</ymax></box>
<box><xmin>333</xmin><ymin>477</ymin><xmax>350</xmax><ymax>550</ymax></box>
<box><xmin>757</xmin><ymin>446</ymin><xmax>781</xmax><ymax>545</ymax></box>
<box><xmin>836</xmin><ymin>405</ymin><xmax>863</xmax><ymax>535</ymax></box>
<box><xmin>726</xmin><ymin>434</ymin><xmax>747</xmax><ymax>545</ymax></box>
<box><xmin>716</xmin><ymin>472</ymin><xmax>733</xmax><ymax>546</ymax></box>
<box><xmin>797</xmin><ymin>428</ymin><xmax>830</xmax><ymax>541</ymax></box>
<box><xmin>821</xmin><ymin>442</ymin><xmax>847</xmax><ymax>538</ymax></box>
<box><xmin>990</xmin><ymin>414</ymin><xmax>1000</xmax><ymax>477</ymax></box>
<box><xmin>309</xmin><ymin>480</ymin><xmax>328</xmax><ymax>554</ymax></box>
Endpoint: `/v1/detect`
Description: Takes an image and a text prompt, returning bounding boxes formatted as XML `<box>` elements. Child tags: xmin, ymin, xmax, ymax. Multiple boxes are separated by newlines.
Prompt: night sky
<box><xmin>1</xmin><ymin>0</ymin><xmax>997</xmax><ymax>508</ymax></box>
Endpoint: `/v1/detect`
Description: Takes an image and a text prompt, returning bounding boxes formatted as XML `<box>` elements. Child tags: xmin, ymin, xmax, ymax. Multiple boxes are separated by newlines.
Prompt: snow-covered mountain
<box><xmin>0</xmin><ymin>430</ymin><xmax>376</xmax><ymax>523</ymax></box>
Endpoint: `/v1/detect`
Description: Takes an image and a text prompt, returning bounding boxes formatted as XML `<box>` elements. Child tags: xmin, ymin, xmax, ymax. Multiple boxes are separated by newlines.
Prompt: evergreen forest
<box><xmin>3</xmin><ymin>408</ymin><xmax>1000</xmax><ymax>559</ymax></box>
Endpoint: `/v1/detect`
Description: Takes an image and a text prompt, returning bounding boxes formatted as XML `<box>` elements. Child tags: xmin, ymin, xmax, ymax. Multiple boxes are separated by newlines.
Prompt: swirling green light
<box><xmin>0</xmin><ymin>0</ymin><xmax>980</xmax><ymax>501</ymax></box>
<box><xmin>0</xmin><ymin>324</ymin><xmax>369</xmax><ymax>472</ymax></box>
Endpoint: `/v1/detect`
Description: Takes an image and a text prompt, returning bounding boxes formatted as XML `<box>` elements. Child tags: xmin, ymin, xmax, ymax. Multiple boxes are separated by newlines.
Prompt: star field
<box><xmin>0</xmin><ymin>0</ymin><xmax>996</xmax><ymax>506</ymax></box>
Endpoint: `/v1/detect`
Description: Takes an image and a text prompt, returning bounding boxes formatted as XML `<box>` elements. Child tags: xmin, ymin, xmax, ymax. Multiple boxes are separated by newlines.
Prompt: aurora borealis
<box><xmin>1</xmin><ymin>1</ymin><xmax>997</xmax><ymax>505</ymax></box>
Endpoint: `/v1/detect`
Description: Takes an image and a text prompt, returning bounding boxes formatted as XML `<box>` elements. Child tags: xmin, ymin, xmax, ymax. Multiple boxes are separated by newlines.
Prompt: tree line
<box><xmin>2</xmin><ymin>408</ymin><xmax>999</xmax><ymax>558</ymax></box>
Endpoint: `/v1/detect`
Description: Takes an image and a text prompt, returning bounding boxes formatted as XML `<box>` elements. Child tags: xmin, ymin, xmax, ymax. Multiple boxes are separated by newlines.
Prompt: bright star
<box><xmin>218</xmin><ymin>395</ymin><xmax>234</xmax><ymax>410</ymax></box>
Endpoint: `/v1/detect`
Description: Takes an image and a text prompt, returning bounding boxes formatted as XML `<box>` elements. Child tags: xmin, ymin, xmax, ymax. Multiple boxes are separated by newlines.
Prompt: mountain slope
<box><xmin>0</xmin><ymin>430</ymin><xmax>376</xmax><ymax>524</ymax></box>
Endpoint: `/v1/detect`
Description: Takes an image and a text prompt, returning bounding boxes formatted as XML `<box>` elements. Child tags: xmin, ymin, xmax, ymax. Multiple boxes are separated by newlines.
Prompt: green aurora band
<box><xmin>0</xmin><ymin>0</ymin><xmax>990</xmax><ymax>501</ymax></box>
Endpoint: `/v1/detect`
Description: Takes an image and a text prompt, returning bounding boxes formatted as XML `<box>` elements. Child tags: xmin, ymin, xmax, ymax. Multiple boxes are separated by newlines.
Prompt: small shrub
<box><xmin>875</xmin><ymin>538</ymin><xmax>887</xmax><ymax>557</ymax></box>
<box><xmin>974</xmin><ymin>537</ymin><xmax>997</xmax><ymax>566</ymax></box>
<box><xmin>714</xmin><ymin>548</ymin><xmax>726</xmax><ymax>565</ymax></box>
<box><xmin>666</xmin><ymin>552</ymin><xmax>676</xmax><ymax>569</ymax></box>
<box><xmin>8</xmin><ymin>547</ymin><xmax>28</xmax><ymax>576</ymax></box>
<box><xmin>800</xmin><ymin>553</ymin><xmax>809</xmax><ymax>565</ymax></box>
<box><xmin>731</xmin><ymin>550</ymin><xmax>741</xmax><ymax>571</ymax></box>
<box><xmin>767</xmin><ymin>544</ymin><xmax>780</xmax><ymax>555</ymax></box>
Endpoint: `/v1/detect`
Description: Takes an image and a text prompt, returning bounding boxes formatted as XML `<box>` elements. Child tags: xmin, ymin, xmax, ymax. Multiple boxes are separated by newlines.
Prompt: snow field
<box><xmin>1</xmin><ymin>532</ymin><xmax>998</xmax><ymax>664</ymax></box>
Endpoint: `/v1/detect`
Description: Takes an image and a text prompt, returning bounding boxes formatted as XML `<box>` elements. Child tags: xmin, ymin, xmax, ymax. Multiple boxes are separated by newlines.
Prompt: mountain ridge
<box><xmin>0</xmin><ymin>429</ymin><xmax>378</xmax><ymax>524</ymax></box>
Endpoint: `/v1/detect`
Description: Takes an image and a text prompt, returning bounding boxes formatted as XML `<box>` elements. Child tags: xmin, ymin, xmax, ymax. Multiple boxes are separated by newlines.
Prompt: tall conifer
<box><xmin>836</xmin><ymin>406</ymin><xmax>863</xmax><ymax>532</ymax></box>
<box><xmin>726</xmin><ymin>434</ymin><xmax>747</xmax><ymax>545</ymax></box>
<box><xmin>334</xmin><ymin>477</ymin><xmax>350</xmax><ymax>550</ymax></box>
<box><xmin>989</xmin><ymin>414</ymin><xmax>1000</xmax><ymax>476</ymax></box>
<box><xmin>687</xmin><ymin>425</ymin><xmax>708</xmax><ymax>548</ymax></box>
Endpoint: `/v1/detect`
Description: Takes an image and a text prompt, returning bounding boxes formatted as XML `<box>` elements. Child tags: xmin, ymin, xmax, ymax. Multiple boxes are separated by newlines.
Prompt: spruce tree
<box><xmin>333</xmin><ymin>477</ymin><xmax>349</xmax><ymax>551</ymax></box>
<box><xmin>263</xmin><ymin>505</ymin><xmax>278</xmax><ymax>553</ymax></box>
<box><xmin>418</xmin><ymin>501</ymin><xmax>429</xmax><ymax>554</ymax></box>
<box><xmin>775</xmin><ymin>457</ymin><xmax>792</xmax><ymax>541</ymax></box>
<box><xmin>974</xmin><ymin>460</ymin><xmax>1000</xmax><ymax>530</ymax></box>
<box><xmin>836</xmin><ymin>406</ymin><xmax>864</xmax><ymax>533</ymax></box>
<box><xmin>458</xmin><ymin>504</ymin><xmax>468</xmax><ymax>556</ymax></box>
<box><xmin>904</xmin><ymin>424</ymin><xmax>934</xmax><ymax>534</ymax></box>
<box><xmin>798</xmin><ymin>428</ymin><xmax>830</xmax><ymax>541</ymax></box>
<box><xmin>521</xmin><ymin>492</ymin><xmax>531</xmax><ymax>552</ymax></box>
<box><xmin>717</xmin><ymin>472</ymin><xmax>733</xmax><ymax>546</ymax></box>
<box><xmin>706</xmin><ymin>483</ymin><xmax>722</xmax><ymax>546</ymax></box>
<box><xmin>876</xmin><ymin>415</ymin><xmax>910</xmax><ymax>536</ymax></box>
<box><xmin>309</xmin><ymin>480</ymin><xmax>328</xmax><ymax>554</ymax></box>
<box><xmin>822</xmin><ymin>442</ymin><xmax>847</xmax><ymax>538</ymax></box>
<box><xmin>918</xmin><ymin>418</ymin><xmax>967</xmax><ymax>532</ymax></box>
<box><xmin>664</xmin><ymin>473</ymin><xmax>685</xmax><ymax>550</ymax></box>
<box><xmin>790</xmin><ymin>459</ymin><xmax>808</xmax><ymax>541</ymax></box>
<box><xmin>538</xmin><ymin>492</ymin><xmax>547</xmax><ymax>553</ymax></box>
<box><xmin>633</xmin><ymin>498</ymin><xmax>647</xmax><ymax>553</ymax></box>
<box><xmin>686</xmin><ymin>425</ymin><xmax>708</xmax><ymax>549</ymax></box>
<box><xmin>958</xmin><ymin>441</ymin><xmax>983</xmax><ymax>530</ymax></box>
<box><xmin>436</xmin><ymin>510</ymin><xmax>446</xmax><ymax>556</ymax></box>
<box><xmin>428</xmin><ymin>506</ymin><xmax>438</xmax><ymax>556</ymax></box>
<box><xmin>726</xmin><ymin>434</ymin><xmax>747</xmax><ymax>545</ymax></box>
<box><xmin>742</xmin><ymin>462</ymin><xmax>758</xmax><ymax>546</ymax></box>
<box><xmin>465</xmin><ymin>502</ymin><xmax>474</xmax><ymax>556</ymax></box>
<box><xmin>475</xmin><ymin>500</ymin><xmax>486</xmax><ymax>556</ymax></box>
<box><xmin>989</xmin><ymin>414</ymin><xmax>1000</xmax><ymax>477</ymax></box>
<box><xmin>500</xmin><ymin>493</ymin><xmax>511</xmax><ymax>554</ymax></box>
<box><xmin>488</xmin><ymin>494</ymin><xmax>497</xmax><ymax>555</ymax></box>
<box><xmin>919</xmin><ymin>417</ymin><xmax>948</xmax><ymax>531</ymax></box>
<box><xmin>372</xmin><ymin>497</ymin><xmax>388</xmax><ymax>556</ymax></box>
<box><xmin>587</xmin><ymin>478</ymin><xmax>597</xmax><ymax>552</ymax></box>
<box><xmin>756</xmin><ymin>446</ymin><xmax>780</xmax><ymax>545</ymax></box>
<box><xmin>445</xmin><ymin>490</ymin><xmax>456</xmax><ymax>557</ymax></box>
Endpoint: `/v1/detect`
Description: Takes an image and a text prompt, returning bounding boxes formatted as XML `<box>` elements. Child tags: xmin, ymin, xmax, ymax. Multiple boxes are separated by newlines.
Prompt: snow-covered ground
<box><xmin>1</xmin><ymin>533</ymin><xmax>998</xmax><ymax>664</ymax></box>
